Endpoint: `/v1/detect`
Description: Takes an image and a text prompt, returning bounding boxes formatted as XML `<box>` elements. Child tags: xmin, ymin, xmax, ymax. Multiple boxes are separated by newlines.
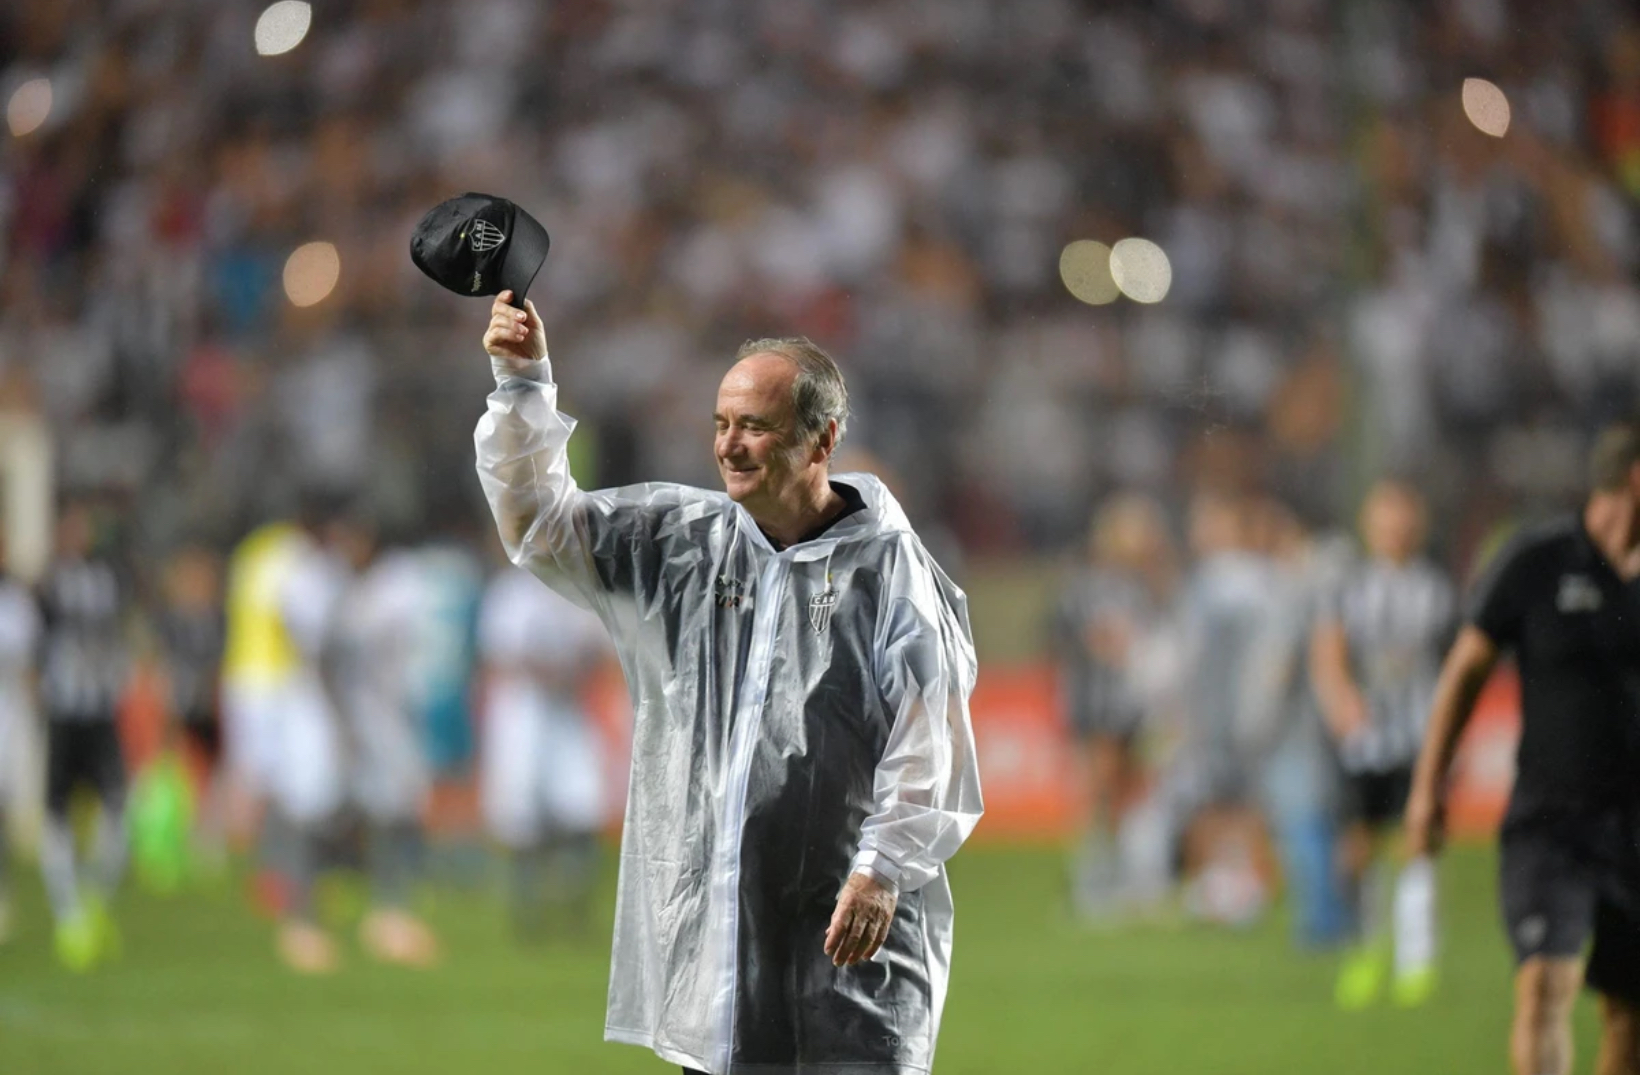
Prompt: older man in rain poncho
<box><xmin>476</xmin><ymin>291</ymin><xmax>984</xmax><ymax>1075</ymax></box>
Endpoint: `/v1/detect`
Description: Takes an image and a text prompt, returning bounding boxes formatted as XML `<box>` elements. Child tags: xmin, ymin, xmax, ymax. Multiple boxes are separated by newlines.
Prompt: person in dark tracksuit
<box><xmin>1407</xmin><ymin>422</ymin><xmax>1640</xmax><ymax>1075</ymax></box>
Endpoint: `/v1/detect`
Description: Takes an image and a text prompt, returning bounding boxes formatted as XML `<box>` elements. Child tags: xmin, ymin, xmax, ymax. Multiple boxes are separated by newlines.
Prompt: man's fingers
<box><xmin>861</xmin><ymin>916</ymin><xmax>891</xmax><ymax>963</ymax></box>
<box><xmin>486</xmin><ymin>314</ymin><xmax>528</xmax><ymax>346</ymax></box>
<box><xmin>824</xmin><ymin>901</ymin><xmax>849</xmax><ymax>959</ymax></box>
<box><xmin>837</xmin><ymin>908</ymin><xmax>871</xmax><ymax>967</ymax></box>
<box><xmin>850</xmin><ymin>910</ymin><xmax>888</xmax><ymax>966</ymax></box>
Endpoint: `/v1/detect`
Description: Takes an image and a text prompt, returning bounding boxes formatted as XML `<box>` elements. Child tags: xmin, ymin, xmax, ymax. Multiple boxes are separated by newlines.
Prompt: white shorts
<box><xmin>266</xmin><ymin>676</ymin><xmax>345</xmax><ymax>826</ymax></box>
<box><xmin>350</xmin><ymin>698</ymin><xmax>429</xmax><ymax>825</ymax></box>
<box><xmin>482</xmin><ymin>691</ymin><xmax>605</xmax><ymax>848</ymax></box>
<box><xmin>222</xmin><ymin>679</ymin><xmax>286</xmax><ymax>792</ymax></box>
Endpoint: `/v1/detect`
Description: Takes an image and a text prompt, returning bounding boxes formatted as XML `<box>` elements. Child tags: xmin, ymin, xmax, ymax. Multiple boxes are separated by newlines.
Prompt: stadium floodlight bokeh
<box><xmin>5</xmin><ymin>77</ymin><xmax>51</xmax><ymax>138</ymax></box>
<box><xmin>1462</xmin><ymin>78</ymin><xmax>1512</xmax><ymax>138</ymax></box>
<box><xmin>1058</xmin><ymin>241</ymin><xmax>1120</xmax><ymax>306</ymax></box>
<box><xmin>282</xmin><ymin>242</ymin><xmax>341</xmax><ymax>307</ymax></box>
<box><xmin>254</xmin><ymin>1</ymin><xmax>313</xmax><ymax>57</ymax></box>
<box><xmin>1108</xmin><ymin>238</ymin><xmax>1172</xmax><ymax>304</ymax></box>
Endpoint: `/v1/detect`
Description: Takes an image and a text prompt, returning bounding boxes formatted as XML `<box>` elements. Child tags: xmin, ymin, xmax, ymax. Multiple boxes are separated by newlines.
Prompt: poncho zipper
<box><xmin>714</xmin><ymin>551</ymin><xmax>789</xmax><ymax>1072</ymax></box>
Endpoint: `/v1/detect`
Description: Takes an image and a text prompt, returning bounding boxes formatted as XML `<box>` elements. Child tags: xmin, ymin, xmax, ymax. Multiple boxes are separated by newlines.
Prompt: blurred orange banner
<box><xmin>966</xmin><ymin>664</ymin><xmax>1079</xmax><ymax>840</ymax></box>
<box><xmin>584</xmin><ymin>659</ymin><xmax>1521</xmax><ymax>843</ymax></box>
<box><xmin>1445</xmin><ymin>666</ymin><xmax>1521</xmax><ymax>838</ymax></box>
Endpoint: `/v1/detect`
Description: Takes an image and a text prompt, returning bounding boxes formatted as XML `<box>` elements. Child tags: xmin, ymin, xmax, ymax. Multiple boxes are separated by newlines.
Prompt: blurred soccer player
<box><xmin>478</xmin><ymin>561</ymin><xmax>608</xmax><ymax>939</ymax></box>
<box><xmin>0</xmin><ymin>531</ymin><xmax>39</xmax><ymax>944</ymax></box>
<box><xmin>1236</xmin><ymin>500</ymin><xmax>1350</xmax><ymax>949</ymax></box>
<box><xmin>1052</xmin><ymin>493</ymin><xmax>1174</xmax><ymax>919</ymax></box>
<box><xmin>330</xmin><ymin>530</ymin><xmax>440</xmax><ymax>966</ymax></box>
<box><xmin>264</xmin><ymin>502</ymin><xmax>352</xmax><ymax>973</ymax></box>
<box><xmin>221</xmin><ymin>519</ymin><xmax>306</xmax><ymax>850</ymax></box>
<box><xmin>157</xmin><ymin>546</ymin><xmax>226</xmax><ymax>871</ymax></box>
<box><xmin>37</xmin><ymin>501</ymin><xmax>131</xmax><ymax>970</ymax></box>
<box><xmin>1407</xmin><ymin>423</ymin><xmax>1640</xmax><ymax>1075</ymax></box>
<box><xmin>1311</xmin><ymin>479</ymin><xmax>1454</xmax><ymax>1008</ymax></box>
<box><xmin>1176</xmin><ymin>492</ymin><xmax>1274</xmax><ymax>926</ymax></box>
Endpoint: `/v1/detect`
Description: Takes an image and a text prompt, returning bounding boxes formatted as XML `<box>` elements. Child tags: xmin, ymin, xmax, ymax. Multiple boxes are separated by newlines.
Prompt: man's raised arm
<box><xmin>475</xmin><ymin>291</ymin><xmax>605</xmax><ymax>605</ymax></box>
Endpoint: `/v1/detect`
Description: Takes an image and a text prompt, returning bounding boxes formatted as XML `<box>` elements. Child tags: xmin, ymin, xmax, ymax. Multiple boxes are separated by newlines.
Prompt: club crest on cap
<box><xmin>470</xmin><ymin>219</ymin><xmax>506</xmax><ymax>252</ymax></box>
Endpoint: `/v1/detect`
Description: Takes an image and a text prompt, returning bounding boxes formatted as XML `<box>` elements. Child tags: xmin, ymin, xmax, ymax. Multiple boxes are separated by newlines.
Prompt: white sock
<box><xmin>41</xmin><ymin>817</ymin><xmax>82</xmax><ymax>923</ymax></box>
<box><xmin>1393</xmin><ymin>855</ymin><xmax>1437</xmax><ymax>975</ymax></box>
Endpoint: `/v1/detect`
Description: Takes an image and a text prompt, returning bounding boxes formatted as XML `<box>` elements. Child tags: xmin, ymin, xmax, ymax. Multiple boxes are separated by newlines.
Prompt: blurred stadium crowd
<box><xmin>1</xmin><ymin>0</ymin><xmax>1639</xmax><ymax>986</ymax></box>
<box><xmin>4</xmin><ymin>0</ymin><xmax>1640</xmax><ymax>556</ymax></box>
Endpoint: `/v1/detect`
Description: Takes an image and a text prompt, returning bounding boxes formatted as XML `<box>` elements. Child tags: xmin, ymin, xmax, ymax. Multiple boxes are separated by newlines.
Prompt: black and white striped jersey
<box><xmin>1051</xmin><ymin>566</ymin><xmax>1155</xmax><ymax>736</ymax></box>
<box><xmin>1324</xmin><ymin>555</ymin><xmax>1456</xmax><ymax>774</ymax></box>
<box><xmin>38</xmin><ymin>558</ymin><xmax>127</xmax><ymax>722</ymax></box>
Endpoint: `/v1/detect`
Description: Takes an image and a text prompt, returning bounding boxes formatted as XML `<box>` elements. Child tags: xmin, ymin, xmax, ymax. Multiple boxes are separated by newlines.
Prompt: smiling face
<box><xmin>713</xmin><ymin>352</ymin><xmax>816</xmax><ymax>517</ymax></box>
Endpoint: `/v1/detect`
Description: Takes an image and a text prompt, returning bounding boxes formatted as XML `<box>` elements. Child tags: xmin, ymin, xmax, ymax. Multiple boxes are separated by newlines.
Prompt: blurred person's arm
<box><xmin>1403</xmin><ymin>627</ymin><xmax>1498</xmax><ymax>857</ymax></box>
<box><xmin>1308</xmin><ymin>616</ymin><xmax>1368</xmax><ymax>744</ymax></box>
<box><xmin>1405</xmin><ymin>530</ymin><xmax>1531</xmax><ymax>857</ymax></box>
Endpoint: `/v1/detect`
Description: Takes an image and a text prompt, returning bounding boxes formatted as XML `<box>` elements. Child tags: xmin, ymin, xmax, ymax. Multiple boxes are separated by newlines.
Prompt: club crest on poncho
<box><xmin>808</xmin><ymin>587</ymin><xmax>838</xmax><ymax>633</ymax></box>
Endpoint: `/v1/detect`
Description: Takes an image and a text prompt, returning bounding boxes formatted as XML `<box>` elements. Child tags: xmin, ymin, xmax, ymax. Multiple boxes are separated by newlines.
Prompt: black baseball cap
<box><xmin>410</xmin><ymin>193</ymin><xmax>551</xmax><ymax>305</ymax></box>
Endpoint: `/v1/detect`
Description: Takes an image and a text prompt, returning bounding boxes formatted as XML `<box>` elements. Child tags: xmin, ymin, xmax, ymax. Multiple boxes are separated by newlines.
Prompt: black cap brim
<box><xmin>500</xmin><ymin>207</ymin><xmax>551</xmax><ymax>306</ymax></box>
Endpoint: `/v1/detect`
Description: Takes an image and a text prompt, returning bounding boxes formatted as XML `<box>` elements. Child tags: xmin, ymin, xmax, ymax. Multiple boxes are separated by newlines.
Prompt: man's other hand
<box><xmin>483</xmin><ymin>291</ymin><xmax>547</xmax><ymax>362</ymax></box>
<box><xmin>825</xmin><ymin>872</ymin><xmax>897</xmax><ymax>968</ymax></box>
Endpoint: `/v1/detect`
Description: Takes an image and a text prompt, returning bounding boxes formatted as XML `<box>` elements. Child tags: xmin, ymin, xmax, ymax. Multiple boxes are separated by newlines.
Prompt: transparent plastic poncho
<box><xmin>476</xmin><ymin>354</ymin><xmax>983</xmax><ymax>1075</ymax></box>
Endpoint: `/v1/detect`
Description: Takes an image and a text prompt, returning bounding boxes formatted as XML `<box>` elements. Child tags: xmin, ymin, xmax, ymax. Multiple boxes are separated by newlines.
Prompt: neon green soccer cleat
<box><xmin>85</xmin><ymin>895</ymin><xmax>121</xmax><ymax>962</ymax></box>
<box><xmin>1334</xmin><ymin>943</ymin><xmax>1388</xmax><ymax>1010</ymax></box>
<box><xmin>1392</xmin><ymin>965</ymin><xmax>1437</xmax><ymax>1008</ymax></box>
<box><xmin>54</xmin><ymin>913</ymin><xmax>100</xmax><ymax>972</ymax></box>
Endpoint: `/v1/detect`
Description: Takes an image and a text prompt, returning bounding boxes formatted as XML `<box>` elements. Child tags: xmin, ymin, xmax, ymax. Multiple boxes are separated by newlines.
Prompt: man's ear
<box><xmin>813</xmin><ymin>419</ymin><xmax>839</xmax><ymax>463</ymax></box>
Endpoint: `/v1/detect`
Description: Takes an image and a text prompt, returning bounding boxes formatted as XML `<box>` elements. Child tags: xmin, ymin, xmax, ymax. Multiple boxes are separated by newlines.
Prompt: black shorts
<box><xmin>46</xmin><ymin>720</ymin><xmax>126</xmax><ymax>816</ymax></box>
<box><xmin>1341</xmin><ymin>767</ymin><xmax>1412</xmax><ymax>828</ymax></box>
<box><xmin>181</xmin><ymin>709</ymin><xmax>221</xmax><ymax>765</ymax></box>
<box><xmin>1066</xmin><ymin>703</ymin><xmax>1143</xmax><ymax>743</ymax></box>
<box><xmin>1500</xmin><ymin>812</ymin><xmax>1640</xmax><ymax>1003</ymax></box>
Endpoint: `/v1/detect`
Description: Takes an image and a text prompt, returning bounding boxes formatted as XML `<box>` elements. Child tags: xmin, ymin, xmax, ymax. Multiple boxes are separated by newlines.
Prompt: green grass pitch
<box><xmin>0</xmin><ymin>844</ymin><xmax>1602</xmax><ymax>1074</ymax></box>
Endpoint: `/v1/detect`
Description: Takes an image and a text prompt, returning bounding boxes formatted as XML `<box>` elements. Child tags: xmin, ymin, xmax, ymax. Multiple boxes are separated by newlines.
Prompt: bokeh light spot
<box><xmin>1059</xmin><ymin>240</ymin><xmax>1120</xmax><ymax>306</ymax></box>
<box><xmin>284</xmin><ymin>242</ymin><xmax>341</xmax><ymax>307</ymax></box>
<box><xmin>1109</xmin><ymin>238</ymin><xmax>1172</xmax><ymax>304</ymax></box>
<box><xmin>7</xmin><ymin>78</ymin><xmax>52</xmax><ymax>138</ymax></box>
<box><xmin>255</xmin><ymin>1</ymin><xmax>313</xmax><ymax>57</ymax></box>
<box><xmin>1462</xmin><ymin>78</ymin><xmax>1510</xmax><ymax>138</ymax></box>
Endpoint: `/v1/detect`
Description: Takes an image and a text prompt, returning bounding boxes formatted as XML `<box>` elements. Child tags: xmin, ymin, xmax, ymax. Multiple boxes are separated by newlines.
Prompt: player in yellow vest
<box><xmin>221</xmin><ymin>522</ymin><xmax>303</xmax><ymax>805</ymax></box>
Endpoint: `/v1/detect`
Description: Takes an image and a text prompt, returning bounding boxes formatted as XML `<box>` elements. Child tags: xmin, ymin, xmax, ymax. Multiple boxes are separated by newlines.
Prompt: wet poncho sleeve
<box><xmin>475</xmin><ymin>353</ymin><xmax>701</xmax><ymax>621</ymax></box>
<box><xmin>851</xmin><ymin>538</ymin><xmax>984</xmax><ymax>895</ymax></box>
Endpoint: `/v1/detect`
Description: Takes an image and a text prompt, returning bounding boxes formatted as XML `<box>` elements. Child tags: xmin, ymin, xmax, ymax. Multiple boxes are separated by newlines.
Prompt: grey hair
<box><xmin>735</xmin><ymin>336</ymin><xmax>851</xmax><ymax>450</ymax></box>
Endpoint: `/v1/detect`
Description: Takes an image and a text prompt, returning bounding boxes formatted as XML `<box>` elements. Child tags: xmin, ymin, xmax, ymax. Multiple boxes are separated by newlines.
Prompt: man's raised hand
<box><xmin>483</xmin><ymin>290</ymin><xmax>547</xmax><ymax>363</ymax></box>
